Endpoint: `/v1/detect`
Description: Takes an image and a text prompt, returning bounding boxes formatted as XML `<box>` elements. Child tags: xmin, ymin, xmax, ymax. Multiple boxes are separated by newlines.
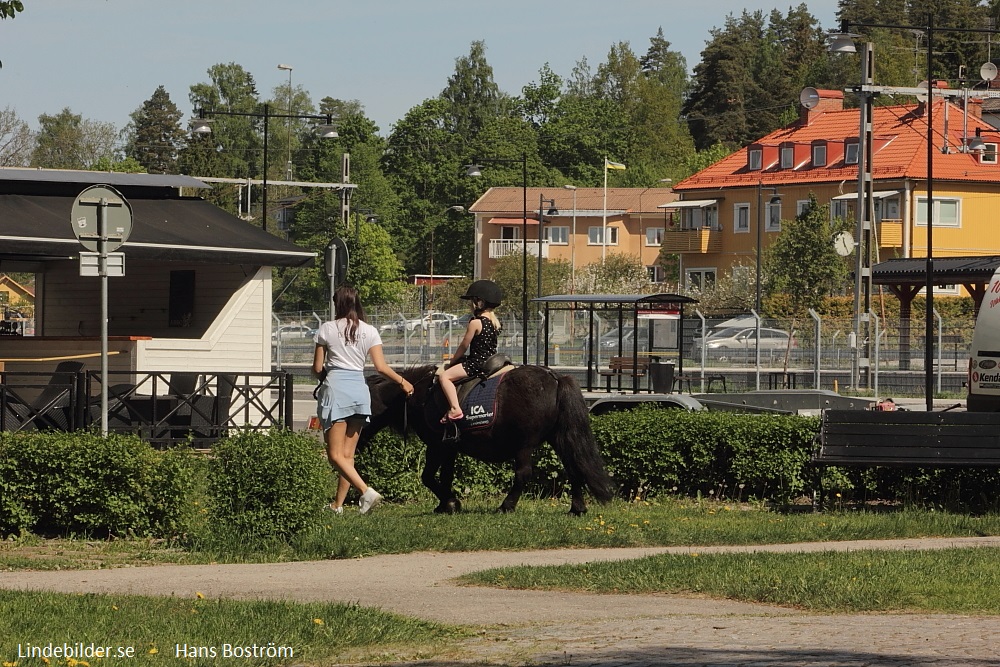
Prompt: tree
<box><xmin>31</xmin><ymin>108</ymin><xmax>118</xmax><ymax>169</ymax></box>
<box><xmin>124</xmin><ymin>85</ymin><xmax>185</xmax><ymax>174</ymax></box>
<box><xmin>0</xmin><ymin>106</ymin><xmax>33</xmax><ymax>166</ymax></box>
<box><xmin>0</xmin><ymin>1</ymin><xmax>23</xmax><ymax>19</ymax></box>
<box><xmin>576</xmin><ymin>253</ymin><xmax>651</xmax><ymax>295</ymax></box>
<box><xmin>179</xmin><ymin>63</ymin><xmax>262</xmax><ymax>215</ymax></box>
<box><xmin>440</xmin><ymin>40</ymin><xmax>507</xmax><ymax>139</ymax></box>
<box><xmin>763</xmin><ymin>196</ymin><xmax>850</xmax><ymax>315</ymax></box>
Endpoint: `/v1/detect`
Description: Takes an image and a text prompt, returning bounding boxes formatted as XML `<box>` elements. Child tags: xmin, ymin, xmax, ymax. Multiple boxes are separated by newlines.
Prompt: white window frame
<box><xmin>685</xmin><ymin>268</ymin><xmax>717</xmax><ymax>292</ymax></box>
<box><xmin>734</xmin><ymin>203</ymin><xmax>750</xmax><ymax>233</ymax></box>
<box><xmin>831</xmin><ymin>200</ymin><xmax>851</xmax><ymax>221</ymax></box>
<box><xmin>647</xmin><ymin>265</ymin><xmax>665</xmax><ymax>283</ymax></box>
<box><xmin>704</xmin><ymin>205</ymin><xmax>720</xmax><ymax>230</ymax></box>
<box><xmin>645</xmin><ymin>227</ymin><xmax>664</xmax><ymax>246</ymax></box>
<box><xmin>545</xmin><ymin>225</ymin><xmax>569</xmax><ymax>245</ymax></box>
<box><xmin>980</xmin><ymin>143</ymin><xmax>998</xmax><ymax>164</ymax></box>
<box><xmin>766</xmin><ymin>200</ymin><xmax>782</xmax><ymax>232</ymax></box>
<box><xmin>812</xmin><ymin>144</ymin><xmax>827</xmax><ymax>166</ymax></box>
<box><xmin>500</xmin><ymin>225</ymin><xmax>520</xmax><ymax>240</ymax></box>
<box><xmin>748</xmin><ymin>149</ymin><xmax>762</xmax><ymax>170</ymax></box>
<box><xmin>780</xmin><ymin>146</ymin><xmax>794</xmax><ymax>169</ymax></box>
<box><xmin>588</xmin><ymin>226</ymin><xmax>619</xmax><ymax>245</ymax></box>
<box><xmin>845</xmin><ymin>142</ymin><xmax>859</xmax><ymax>165</ymax></box>
<box><xmin>796</xmin><ymin>199</ymin><xmax>811</xmax><ymax>217</ymax></box>
<box><xmin>915</xmin><ymin>197</ymin><xmax>961</xmax><ymax>228</ymax></box>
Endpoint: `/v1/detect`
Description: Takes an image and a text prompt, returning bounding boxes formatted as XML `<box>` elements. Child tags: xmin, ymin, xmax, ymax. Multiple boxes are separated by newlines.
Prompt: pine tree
<box><xmin>125</xmin><ymin>85</ymin><xmax>185</xmax><ymax>174</ymax></box>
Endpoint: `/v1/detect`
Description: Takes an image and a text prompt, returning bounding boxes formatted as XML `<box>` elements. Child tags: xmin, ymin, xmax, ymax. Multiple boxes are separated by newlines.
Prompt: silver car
<box><xmin>695</xmin><ymin>326</ymin><xmax>795</xmax><ymax>351</ymax></box>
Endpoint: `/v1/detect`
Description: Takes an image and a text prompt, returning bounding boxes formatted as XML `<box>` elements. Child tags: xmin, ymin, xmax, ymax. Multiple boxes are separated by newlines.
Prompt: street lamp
<box><xmin>536</xmin><ymin>196</ymin><xmax>557</xmax><ymax>300</ymax></box>
<box><xmin>191</xmin><ymin>105</ymin><xmax>337</xmax><ymax>230</ymax></box>
<box><xmin>563</xmin><ymin>184</ymin><xmax>577</xmax><ymax>291</ymax></box>
<box><xmin>465</xmin><ymin>154</ymin><xmax>529</xmax><ymax>364</ymax></box>
<box><xmin>830</xmin><ymin>18</ymin><xmax>1000</xmax><ymax>410</ymax></box>
<box><xmin>755</xmin><ymin>182</ymin><xmax>782</xmax><ymax>314</ymax></box>
<box><xmin>277</xmin><ymin>64</ymin><xmax>293</xmax><ymax>179</ymax></box>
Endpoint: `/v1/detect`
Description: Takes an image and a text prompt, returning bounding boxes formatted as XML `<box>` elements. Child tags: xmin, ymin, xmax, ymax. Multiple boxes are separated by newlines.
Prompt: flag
<box><xmin>605</xmin><ymin>159</ymin><xmax>626</xmax><ymax>171</ymax></box>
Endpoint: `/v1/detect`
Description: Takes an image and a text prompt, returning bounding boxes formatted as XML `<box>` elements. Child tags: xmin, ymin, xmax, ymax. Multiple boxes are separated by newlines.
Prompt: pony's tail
<box><xmin>553</xmin><ymin>374</ymin><xmax>615</xmax><ymax>503</ymax></box>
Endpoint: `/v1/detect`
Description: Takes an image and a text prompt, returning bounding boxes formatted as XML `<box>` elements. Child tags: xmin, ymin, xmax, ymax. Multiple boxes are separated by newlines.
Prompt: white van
<box><xmin>968</xmin><ymin>266</ymin><xmax>1000</xmax><ymax>411</ymax></box>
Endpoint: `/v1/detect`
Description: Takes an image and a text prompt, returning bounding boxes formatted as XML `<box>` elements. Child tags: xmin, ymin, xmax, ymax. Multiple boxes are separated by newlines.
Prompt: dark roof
<box><xmin>0</xmin><ymin>167</ymin><xmax>209</xmax><ymax>190</ymax></box>
<box><xmin>872</xmin><ymin>256</ymin><xmax>1000</xmax><ymax>285</ymax></box>
<box><xmin>533</xmin><ymin>294</ymin><xmax>698</xmax><ymax>305</ymax></box>
<box><xmin>0</xmin><ymin>194</ymin><xmax>315</xmax><ymax>267</ymax></box>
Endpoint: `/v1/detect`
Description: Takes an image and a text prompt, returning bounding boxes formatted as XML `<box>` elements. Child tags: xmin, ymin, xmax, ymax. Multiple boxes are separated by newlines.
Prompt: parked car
<box><xmin>379</xmin><ymin>316</ymin><xmax>418</xmax><ymax>334</ymax></box>
<box><xmin>694</xmin><ymin>326</ymin><xmax>796</xmax><ymax>351</ymax></box>
<box><xmin>271</xmin><ymin>324</ymin><xmax>316</xmax><ymax>341</ymax></box>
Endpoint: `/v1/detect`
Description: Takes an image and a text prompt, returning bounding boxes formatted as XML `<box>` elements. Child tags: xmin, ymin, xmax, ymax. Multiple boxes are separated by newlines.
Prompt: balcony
<box><xmin>661</xmin><ymin>228</ymin><xmax>722</xmax><ymax>253</ymax></box>
<box><xmin>489</xmin><ymin>239</ymin><xmax>548</xmax><ymax>259</ymax></box>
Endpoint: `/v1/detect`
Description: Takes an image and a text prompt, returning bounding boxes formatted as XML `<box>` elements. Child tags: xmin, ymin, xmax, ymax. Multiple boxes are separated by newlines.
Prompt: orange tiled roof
<box><xmin>674</xmin><ymin>99</ymin><xmax>1000</xmax><ymax>191</ymax></box>
<box><xmin>469</xmin><ymin>187</ymin><xmax>676</xmax><ymax>215</ymax></box>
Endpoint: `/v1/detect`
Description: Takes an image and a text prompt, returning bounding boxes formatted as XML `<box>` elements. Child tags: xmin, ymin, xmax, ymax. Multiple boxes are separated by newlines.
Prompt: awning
<box><xmin>658</xmin><ymin>199</ymin><xmax>720</xmax><ymax>209</ymax></box>
<box><xmin>831</xmin><ymin>190</ymin><xmax>901</xmax><ymax>201</ymax></box>
<box><xmin>0</xmin><ymin>194</ymin><xmax>315</xmax><ymax>267</ymax></box>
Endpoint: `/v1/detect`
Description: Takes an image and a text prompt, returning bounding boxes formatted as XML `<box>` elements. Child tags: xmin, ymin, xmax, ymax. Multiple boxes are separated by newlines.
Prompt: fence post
<box><xmin>283</xmin><ymin>371</ymin><xmax>294</xmax><ymax>429</ymax></box>
<box><xmin>695</xmin><ymin>309</ymin><xmax>707</xmax><ymax>393</ymax></box>
<box><xmin>934</xmin><ymin>308</ymin><xmax>943</xmax><ymax>396</ymax></box>
<box><xmin>870</xmin><ymin>310</ymin><xmax>880</xmax><ymax>400</ymax></box>
<box><xmin>808</xmin><ymin>309</ymin><xmax>821</xmax><ymax>390</ymax></box>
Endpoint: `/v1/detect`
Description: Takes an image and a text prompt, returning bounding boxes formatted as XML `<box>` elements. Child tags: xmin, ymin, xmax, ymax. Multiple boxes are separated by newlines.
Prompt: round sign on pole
<box><xmin>70</xmin><ymin>184</ymin><xmax>133</xmax><ymax>252</ymax></box>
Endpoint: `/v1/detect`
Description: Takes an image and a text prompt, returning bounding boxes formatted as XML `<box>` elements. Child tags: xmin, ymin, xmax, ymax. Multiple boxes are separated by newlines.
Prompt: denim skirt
<box><xmin>316</xmin><ymin>368</ymin><xmax>371</xmax><ymax>430</ymax></box>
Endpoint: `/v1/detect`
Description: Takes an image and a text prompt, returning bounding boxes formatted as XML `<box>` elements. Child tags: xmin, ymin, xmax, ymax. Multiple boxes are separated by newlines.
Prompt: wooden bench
<box><xmin>673</xmin><ymin>373</ymin><xmax>727</xmax><ymax>394</ymax></box>
<box><xmin>598</xmin><ymin>356</ymin><xmax>651</xmax><ymax>392</ymax></box>
<box><xmin>814</xmin><ymin>409</ymin><xmax>1000</xmax><ymax>467</ymax></box>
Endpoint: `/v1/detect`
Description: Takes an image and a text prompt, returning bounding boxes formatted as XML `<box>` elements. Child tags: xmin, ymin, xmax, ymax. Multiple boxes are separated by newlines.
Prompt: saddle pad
<box><xmin>460</xmin><ymin>372</ymin><xmax>507</xmax><ymax>430</ymax></box>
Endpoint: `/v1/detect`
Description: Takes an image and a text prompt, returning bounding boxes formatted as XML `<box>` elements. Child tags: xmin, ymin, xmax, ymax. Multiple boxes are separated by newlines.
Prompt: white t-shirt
<box><xmin>315</xmin><ymin>319</ymin><xmax>383</xmax><ymax>371</ymax></box>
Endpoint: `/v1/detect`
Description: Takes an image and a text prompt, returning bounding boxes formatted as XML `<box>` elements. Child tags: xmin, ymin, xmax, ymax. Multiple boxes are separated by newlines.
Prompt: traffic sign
<box><xmin>71</xmin><ymin>184</ymin><xmax>133</xmax><ymax>252</ymax></box>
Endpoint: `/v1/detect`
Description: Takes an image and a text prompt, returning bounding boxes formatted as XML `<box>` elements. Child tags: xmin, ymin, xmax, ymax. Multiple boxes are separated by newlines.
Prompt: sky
<box><xmin>2</xmin><ymin>0</ymin><xmax>839</xmax><ymax>138</ymax></box>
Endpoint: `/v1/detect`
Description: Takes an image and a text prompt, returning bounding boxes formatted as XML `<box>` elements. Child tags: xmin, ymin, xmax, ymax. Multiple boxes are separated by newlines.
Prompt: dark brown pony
<box><xmin>362</xmin><ymin>364</ymin><xmax>614</xmax><ymax>515</ymax></box>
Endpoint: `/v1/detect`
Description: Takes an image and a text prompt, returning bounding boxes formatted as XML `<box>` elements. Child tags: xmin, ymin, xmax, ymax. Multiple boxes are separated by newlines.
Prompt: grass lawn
<box><xmin>3</xmin><ymin>497</ymin><xmax>999</xmax><ymax>570</ymax></box>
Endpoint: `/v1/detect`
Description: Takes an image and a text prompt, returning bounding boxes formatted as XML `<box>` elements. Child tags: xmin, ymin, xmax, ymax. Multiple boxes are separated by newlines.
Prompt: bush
<box><xmin>0</xmin><ymin>431</ymin><xmax>197</xmax><ymax>537</ymax></box>
<box><xmin>591</xmin><ymin>407</ymin><xmax>817</xmax><ymax>503</ymax></box>
<box><xmin>207</xmin><ymin>429</ymin><xmax>331</xmax><ymax>539</ymax></box>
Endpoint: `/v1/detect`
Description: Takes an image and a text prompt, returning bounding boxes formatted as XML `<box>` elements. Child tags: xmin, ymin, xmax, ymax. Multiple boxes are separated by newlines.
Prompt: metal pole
<box><xmin>521</xmin><ymin>155</ymin><xmax>529</xmax><ymax>365</ymax></box>
<box><xmin>924</xmin><ymin>21</ymin><xmax>936</xmax><ymax>411</ymax></box>
<box><xmin>853</xmin><ymin>41</ymin><xmax>875</xmax><ymax>391</ymax></box>
<box><xmin>809</xmin><ymin>308</ymin><xmax>822</xmax><ymax>389</ymax></box>
<box><xmin>537</xmin><ymin>193</ymin><xmax>544</xmax><ymax>300</ymax></box>
<box><xmin>98</xmin><ymin>199</ymin><xmax>109</xmax><ymax>435</ymax></box>
<box><xmin>752</xmin><ymin>309</ymin><xmax>761</xmax><ymax>390</ymax></box>
<box><xmin>262</xmin><ymin>103</ymin><xmax>269</xmax><ymax>231</ymax></box>
<box><xmin>755</xmin><ymin>181</ymin><xmax>762</xmax><ymax>313</ymax></box>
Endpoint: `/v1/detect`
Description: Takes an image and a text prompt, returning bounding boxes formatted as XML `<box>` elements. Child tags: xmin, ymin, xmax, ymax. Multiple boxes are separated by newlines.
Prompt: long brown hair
<box><xmin>333</xmin><ymin>285</ymin><xmax>366</xmax><ymax>344</ymax></box>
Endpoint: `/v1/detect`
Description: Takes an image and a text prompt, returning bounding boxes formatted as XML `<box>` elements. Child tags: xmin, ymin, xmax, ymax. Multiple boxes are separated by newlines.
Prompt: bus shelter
<box><xmin>533</xmin><ymin>293</ymin><xmax>698</xmax><ymax>393</ymax></box>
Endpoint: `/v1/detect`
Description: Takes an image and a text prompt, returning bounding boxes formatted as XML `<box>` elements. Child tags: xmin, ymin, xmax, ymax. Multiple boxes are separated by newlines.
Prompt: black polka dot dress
<box><xmin>461</xmin><ymin>316</ymin><xmax>500</xmax><ymax>379</ymax></box>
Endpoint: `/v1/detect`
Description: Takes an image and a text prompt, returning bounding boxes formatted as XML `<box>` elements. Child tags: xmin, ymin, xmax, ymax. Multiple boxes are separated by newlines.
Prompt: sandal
<box><xmin>439</xmin><ymin>410</ymin><xmax>464</xmax><ymax>424</ymax></box>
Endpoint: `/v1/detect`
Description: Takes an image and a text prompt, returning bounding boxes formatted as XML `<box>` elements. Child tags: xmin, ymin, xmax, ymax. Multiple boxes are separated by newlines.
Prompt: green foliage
<box><xmin>124</xmin><ymin>85</ymin><xmax>185</xmax><ymax>174</ymax></box>
<box><xmin>0</xmin><ymin>432</ymin><xmax>197</xmax><ymax>537</ymax></box>
<box><xmin>30</xmin><ymin>107</ymin><xmax>119</xmax><ymax>170</ymax></box>
<box><xmin>763</xmin><ymin>196</ymin><xmax>850</xmax><ymax>316</ymax></box>
<box><xmin>0</xmin><ymin>1</ymin><xmax>24</xmax><ymax>19</ymax></box>
<box><xmin>591</xmin><ymin>407</ymin><xmax>817</xmax><ymax>503</ymax></box>
<box><xmin>207</xmin><ymin>430</ymin><xmax>331</xmax><ymax>539</ymax></box>
<box><xmin>575</xmin><ymin>252</ymin><xmax>651</xmax><ymax>294</ymax></box>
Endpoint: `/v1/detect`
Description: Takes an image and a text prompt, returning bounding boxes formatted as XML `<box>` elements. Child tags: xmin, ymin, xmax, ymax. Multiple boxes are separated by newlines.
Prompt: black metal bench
<box><xmin>673</xmin><ymin>373</ymin><xmax>727</xmax><ymax>393</ymax></box>
<box><xmin>814</xmin><ymin>409</ymin><xmax>1000</xmax><ymax>467</ymax></box>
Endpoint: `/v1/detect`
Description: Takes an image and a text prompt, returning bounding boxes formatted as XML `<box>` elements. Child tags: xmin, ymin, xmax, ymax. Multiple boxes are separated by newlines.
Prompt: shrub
<box><xmin>0</xmin><ymin>431</ymin><xmax>197</xmax><ymax>537</ymax></box>
<box><xmin>591</xmin><ymin>407</ymin><xmax>817</xmax><ymax>503</ymax></box>
<box><xmin>207</xmin><ymin>429</ymin><xmax>331</xmax><ymax>539</ymax></box>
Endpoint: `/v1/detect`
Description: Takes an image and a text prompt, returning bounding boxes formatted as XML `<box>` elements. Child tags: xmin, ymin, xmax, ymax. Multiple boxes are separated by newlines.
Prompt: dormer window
<box><xmin>812</xmin><ymin>143</ymin><xmax>827</xmax><ymax>167</ymax></box>
<box><xmin>748</xmin><ymin>148</ymin><xmax>762</xmax><ymax>171</ymax></box>
<box><xmin>845</xmin><ymin>142</ymin><xmax>859</xmax><ymax>165</ymax></box>
<box><xmin>981</xmin><ymin>142</ymin><xmax>998</xmax><ymax>164</ymax></box>
<box><xmin>780</xmin><ymin>146</ymin><xmax>794</xmax><ymax>169</ymax></box>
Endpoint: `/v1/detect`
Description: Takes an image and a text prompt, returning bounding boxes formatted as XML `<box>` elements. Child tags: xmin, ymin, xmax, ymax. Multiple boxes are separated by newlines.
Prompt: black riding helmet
<box><xmin>460</xmin><ymin>280</ymin><xmax>503</xmax><ymax>308</ymax></box>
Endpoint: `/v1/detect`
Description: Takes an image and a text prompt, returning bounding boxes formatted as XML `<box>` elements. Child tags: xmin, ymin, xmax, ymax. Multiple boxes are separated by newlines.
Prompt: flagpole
<box><xmin>602</xmin><ymin>157</ymin><xmax>608</xmax><ymax>263</ymax></box>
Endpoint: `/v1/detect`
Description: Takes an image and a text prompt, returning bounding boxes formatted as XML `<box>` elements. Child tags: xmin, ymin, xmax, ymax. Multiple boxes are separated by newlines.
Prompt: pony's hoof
<box><xmin>569</xmin><ymin>507</ymin><xmax>588</xmax><ymax>517</ymax></box>
<box><xmin>435</xmin><ymin>499</ymin><xmax>461</xmax><ymax>514</ymax></box>
<box><xmin>497</xmin><ymin>505</ymin><xmax>516</xmax><ymax>514</ymax></box>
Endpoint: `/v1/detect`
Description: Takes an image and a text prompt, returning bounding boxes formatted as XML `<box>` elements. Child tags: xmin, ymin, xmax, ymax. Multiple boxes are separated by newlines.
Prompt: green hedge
<box><xmin>0</xmin><ymin>431</ymin><xmax>197</xmax><ymax>537</ymax></box>
<box><xmin>207</xmin><ymin>429</ymin><xmax>331</xmax><ymax>539</ymax></box>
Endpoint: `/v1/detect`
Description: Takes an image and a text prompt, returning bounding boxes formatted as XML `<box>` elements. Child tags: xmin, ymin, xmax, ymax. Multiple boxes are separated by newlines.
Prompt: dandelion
<box><xmin>4</xmin><ymin>661</ymin><xmax>18</xmax><ymax>666</ymax></box>
<box><xmin>148</xmin><ymin>647</ymin><xmax>158</xmax><ymax>655</ymax></box>
<box><xmin>643</xmin><ymin>520</ymin><xmax>650</xmax><ymax>524</ymax></box>
<box><xmin>835</xmin><ymin>493</ymin><xmax>842</xmax><ymax>498</ymax></box>
<box><xmin>195</xmin><ymin>591</ymin><xmax>205</xmax><ymax>599</ymax></box>
<box><xmin>690</xmin><ymin>553</ymin><xmax>699</xmax><ymax>558</ymax></box>
<box><xmin>111</xmin><ymin>605</ymin><xmax>118</xmax><ymax>610</ymax></box>
<box><xmin>313</xmin><ymin>618</ymin><xmax>324</xmax><ymax>625</ymax></box>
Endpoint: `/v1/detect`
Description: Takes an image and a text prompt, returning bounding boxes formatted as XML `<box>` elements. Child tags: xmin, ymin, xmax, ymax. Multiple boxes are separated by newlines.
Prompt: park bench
<box><xmin>814</xmin><ymin>409</ymin><xmax>1000</xmax><ymax>467</ymax></box>
<box><xmin>673</xmin><ymin>373</ymin><xmax>727</xmax><ymax>394</ymax></box>
<box><xmin>599</xmin><ymin>356</ymin><xmax>651</xmax><ymax>392</ymax></box>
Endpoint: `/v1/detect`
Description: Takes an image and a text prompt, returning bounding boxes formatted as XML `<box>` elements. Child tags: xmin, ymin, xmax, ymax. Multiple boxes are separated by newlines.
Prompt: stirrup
<box><xmin>441</xmin><ymin>421</ymin><xmax>461</xmax><ymax>443</ymax></box>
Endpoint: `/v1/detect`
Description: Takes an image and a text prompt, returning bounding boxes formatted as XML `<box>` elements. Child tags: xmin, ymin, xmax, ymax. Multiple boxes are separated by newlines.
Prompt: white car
<box><xmin>271</xmin><ymin>324</ymin><xmax>317</xmax><ymax>343</ymax></box>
